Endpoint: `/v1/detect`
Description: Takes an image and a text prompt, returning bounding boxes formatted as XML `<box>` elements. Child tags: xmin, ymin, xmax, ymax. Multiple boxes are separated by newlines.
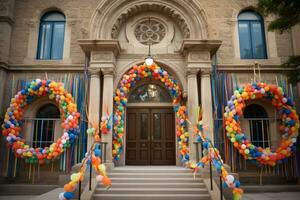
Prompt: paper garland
<box><xmin>113</xmin><ymin>63</ymin><xmax>189</xmax><ymax>162</ymax></box>
<box><xmin>2</xmin><ymin>79</ymin><xmax>80</xmax><ymax>164</ymax></box>
<box><xmin>224</xmin><ymin>82</ymin><xmax>299</xmax><ymax>166</ymax></box>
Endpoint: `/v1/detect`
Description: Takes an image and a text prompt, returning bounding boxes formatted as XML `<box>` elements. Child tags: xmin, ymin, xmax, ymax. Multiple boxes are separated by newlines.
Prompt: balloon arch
<box><xmin>112</xmin><ymin>63</ymin><xmax>190</xmax><ymax>162</ymax></box>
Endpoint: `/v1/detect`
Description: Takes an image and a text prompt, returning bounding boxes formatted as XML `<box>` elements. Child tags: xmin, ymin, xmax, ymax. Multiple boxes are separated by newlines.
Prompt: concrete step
<box><xmin>108</xmin><ymin>177</ymin><xmax>203</xmax><ymax>183</ymax></box>
<box><xmin>95</xmin><ymin>188</ymin><xmax>209</xmax><ymax>194</ymax></box>
<box><xmin>108</xmin><ymin>172</ymin><xmax>197</xmax><ymax>178</ymax></box>
<box><xmin>111</xmin><ymin>166</ymin><xmax>192</xmax><ymax>174</ymax></box>
<box><xmin>93</xmin><ymin>193</ymin><xmax>210</xmax><ymax>200</ymax></box>
<box><xmin>97</xmin><ymin>182</ymin><xmax>206</xmax><ymax>188</ymax></box>
<box><xmin>93</xmin><ymin>166</ymin><xmax>210</xmax><ymax>200</ymax></box>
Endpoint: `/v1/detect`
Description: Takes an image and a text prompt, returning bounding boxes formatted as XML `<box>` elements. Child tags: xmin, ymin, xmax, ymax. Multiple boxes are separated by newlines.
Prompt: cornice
<box><xmin>2</xmin><ymin>63</ymin><xmax>85</xmax><ymax>71</ymax></box>
<box><xmin>180</xmin><ymin>39</ymin><xmax>222</xmax><ymax>56</ymax></box>
<box><xmin>78</xmin><ymin>39</ymin><xmax>121</xmax><ymax>57</ymax></box>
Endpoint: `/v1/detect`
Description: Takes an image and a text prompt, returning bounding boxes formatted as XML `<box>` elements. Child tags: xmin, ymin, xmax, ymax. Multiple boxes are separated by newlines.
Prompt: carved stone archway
<box><xmin>89</xmin><ymin>0</ymin><xmax>208</xmax><ymax>39</ymax></box>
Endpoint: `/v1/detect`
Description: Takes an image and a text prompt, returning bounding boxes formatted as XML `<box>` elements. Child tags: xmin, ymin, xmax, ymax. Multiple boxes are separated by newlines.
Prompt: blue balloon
<box><xmin>64</xmin><ymin>192</ymin><xmax>74</xmax><ymax>199</ymax></box>
<box><xmin>223</xmin><ymin>182</ymin><xmax>228</xmax><ymax>188</ymax></box>
<box><xmin>235</xmin><ymin>180</ymin><xmax>241</xmax><ymax>187</ymax></box>
<box><xmin>94</xmin><ymin>149</ymin><xmax>101</xmax><ymax>157</ymax></box>
<box><xmin>203</xmin><ymin>142</ymin><xmax>209</xmax><ymax>149</ymax></box>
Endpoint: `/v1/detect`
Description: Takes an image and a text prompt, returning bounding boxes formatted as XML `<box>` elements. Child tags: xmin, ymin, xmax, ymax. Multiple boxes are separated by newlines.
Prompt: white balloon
<box><xmin>241</xmin><ymin>144</ymin><xmax>246</xmax><ymax>149</ymax></box>
<box><xmin>226</xmin><ymin>175</ymin><xmax>234</xmax><ymax>183</ymax></box>
<box><xmin>58</xmin><ymin>192</ymin><xmax>65</xmax><ymax>200</ymax></box>
<box><xmin>96</xmin><ymin>175</ymin><xmax>103</xmax><ymax>182</ymax></box>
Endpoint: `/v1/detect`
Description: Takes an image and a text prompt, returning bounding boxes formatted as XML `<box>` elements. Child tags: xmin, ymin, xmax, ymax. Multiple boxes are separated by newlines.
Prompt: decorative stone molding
<box><xmin>201</xmin><ymin>68</ymin><xmax>212</xmax><ymax>76</ymax></box>
<box><xmin>90</xmin><ymin>0</ymin><xmax>208</xmax><ymax>40</ymax></box>
<box><xmin>101</xmin><ymin>67</ymin><xmax>115</xmax><ymax>77</ymax></box>
<box><xmin>88</xmin><ymin>68</ymin><xmax>101</xmax><ymax>78</ymax></box>
<box><xmin>78</xmin><ymin>39</ymin><xmax>121</xmax><ymax>57</ymax></box>
<box><xmin>134</xmin><ymin>19</ymin><xmax>166</xmax><ymax>45</ymax></box>
<box><xmin>180</xmin><ymin>39</ymin><xmax>222</xmax><ymax>56</ymax></box>
<box><xmin>111</xmin><ymin>3</ymin><xmax>190</xmax><ymax>39</ymax></box>
<box><xmin>186</xmin><ymin>68</ymin><xmax>200</xmax><ymax>77</ymax></box>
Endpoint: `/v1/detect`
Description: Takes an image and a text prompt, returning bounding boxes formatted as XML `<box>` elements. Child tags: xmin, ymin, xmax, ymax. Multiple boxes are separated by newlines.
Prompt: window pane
<box><xmin>128</xmin><ymin>84</ymin><xmax>172</xmax><ymax>103</ymax></box>
<box><xmin>140</xmin><ymin>114</ymin><xmax>148</xmax><ymax>139</ymax></box>
<box><xmin>51</xmin><ymin>23</ymin><xmax>65</xmax><ymax>59</ymax></box>
<box><xmin>153</xmin><ymin>113</ymin><xmax>161</xmax><ymax>140</ymax></box>
<box><xmin>251</xmin><ymin>22</ymin><xmax>266</xmax><ymax>59</ymax></box>
<box><xmin>238</xmin><ymin>12</ymin><xmax>261</xmax><ymax>20</ymax></box>
<box><xmin>39</xmin><ymin>23</ymin><xmax>52</xmax><ymax>59</ymax></box>
<box><xmin>238</xmin><ymin>22</ymin><xmax>252</xmax><ymax>59</ymax></box>
<box><xmin>42</xmin><ymin>12</ymin><xmax>65</xmax><ymax>22</ymax></box>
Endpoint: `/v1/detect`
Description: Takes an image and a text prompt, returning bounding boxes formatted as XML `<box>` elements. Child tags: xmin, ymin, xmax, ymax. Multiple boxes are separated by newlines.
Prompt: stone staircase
<box><xmin>93</xmin><ymin>166</ymin><xmax>210</xmax><ymax>200</ymax></box>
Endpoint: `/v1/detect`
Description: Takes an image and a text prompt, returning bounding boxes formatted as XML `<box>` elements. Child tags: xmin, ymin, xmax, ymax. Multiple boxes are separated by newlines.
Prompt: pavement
<box><xmin>0</xmin><ymin>192</ymin><xmax>300</xmax><ymax>200</ymax></box>
<box><xmin>0</xmin><ymin>196</ymin><xmax>36</xmax><ymax>200</ymax></box>
<box><xmin>243</xmin><ymin>192</ymin><xmax>300</xmax><ymax>200</ymax></box>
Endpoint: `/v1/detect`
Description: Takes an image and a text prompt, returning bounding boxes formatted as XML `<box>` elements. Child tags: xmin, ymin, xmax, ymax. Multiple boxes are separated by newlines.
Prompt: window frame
<box><xmin>238</xmin><ymin>11</ymin><xmax>267</xmax><ymax>59</ymax></box>
<box><xmin>32</xmin><ymin>104</ymin><xmax>60</xmax><ymax>148</ymax></box>
<box><xmin>37</xmin><ymin>12</ymin><xmax>66</xmax><ymax>60</ymax></box>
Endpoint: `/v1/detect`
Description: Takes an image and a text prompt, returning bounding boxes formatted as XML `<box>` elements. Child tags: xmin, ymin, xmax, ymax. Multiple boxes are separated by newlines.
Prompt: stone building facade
<box><xmin>0</xmin><ymin>0</ymin><xmax>299</xmax><ymax>181</ymax></box>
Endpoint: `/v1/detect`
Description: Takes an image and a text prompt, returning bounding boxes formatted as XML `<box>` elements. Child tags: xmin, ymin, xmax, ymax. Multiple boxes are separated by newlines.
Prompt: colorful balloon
<box><xmin>113</xmin><ymin>63</ymin><xmax>188</xmax><ymax>162</ymax></box>
<box><xmin>2</xmin><ymin>79</ymin><xmax>80</xmax><ymax>164</ymax></box>
<box><xmin>224</xmin><ymin>83</ymin><xmax>299</xmax><ymax>166</ymax></box>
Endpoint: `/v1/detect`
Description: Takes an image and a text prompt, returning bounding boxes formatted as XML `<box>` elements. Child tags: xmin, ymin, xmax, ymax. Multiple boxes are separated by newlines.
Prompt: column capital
<box><xmin>201</xmin><ymin>68</ymin><xmax>212</xmax><ymax>76</ymax></box>
<box><xmin>186</xmin><ymin>68</ymin><xmax>200</xmax><ymax>77</ymax></box>
<box><xmin>101</xmin><ymin>67</ymin><xmax>115</xmax><ymax>77</ymax></box>
<box><xmin>88</xmin><ymin>67</ymin><xmax>101</xmax><ymax>78</ymax></box>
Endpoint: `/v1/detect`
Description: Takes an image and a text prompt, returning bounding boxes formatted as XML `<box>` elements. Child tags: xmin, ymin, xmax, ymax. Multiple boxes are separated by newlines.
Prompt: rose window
<box><xmin>134</xmin><ymin>19</ymin><xmax>166</xmax><ymax>45</ymax></box>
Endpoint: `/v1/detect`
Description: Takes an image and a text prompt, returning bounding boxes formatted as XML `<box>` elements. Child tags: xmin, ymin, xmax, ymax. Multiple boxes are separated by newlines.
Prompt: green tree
<box><xmin>257</xmin><ymin>0</ymin><xmax>300</xmax><ymax>84</ymax></box>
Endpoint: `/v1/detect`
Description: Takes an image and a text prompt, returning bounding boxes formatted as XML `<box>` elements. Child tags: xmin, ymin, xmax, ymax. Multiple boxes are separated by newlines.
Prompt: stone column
<box><xmin>87</xmin><ymin>68</ymin><xmax>101</xmax><ymax>150</ymax></box>
<box><xmin>201</xmin><ymin>69</ymin><xmax>214</xmax><ymax>142</ymax></box>
<box><xmin>101</xmin><ymin>68</ymin><xmax>114</xmax><ymax>167</ymax></box>
<box><xmin>187</xmin><ymin>68</ymin><xmax>200</xmax><ymax>162</ymax></box>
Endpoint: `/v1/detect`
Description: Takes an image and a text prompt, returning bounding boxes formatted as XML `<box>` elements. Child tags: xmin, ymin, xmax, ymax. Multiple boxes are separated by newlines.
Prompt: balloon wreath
<box><xmin>2</xmin><ymin>79</ymin><xmax>80</xmax><ymax>164</ymax></box>
<box><xmin>224</xmin><ymin>82</ymin><xmax>299</xmax><ymax>166</ymax></box>
<box><xmin>113</xmin><ymin>63</ymin><xmax>189</xmax><ymax>162</ymax></box>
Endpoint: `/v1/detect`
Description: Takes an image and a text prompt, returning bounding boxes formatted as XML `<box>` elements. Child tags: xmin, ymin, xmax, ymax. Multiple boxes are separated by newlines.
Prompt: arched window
<box><xmin>238</xmin><ymin>11</ymin><xmax>267</xmax><ymax>59</ymax></box>
<box><xmin>128</xmin><ymin>84</ymin><xmax>172</xmax><ymax>103</ymax></box>
<box><xmin>244</xmin><ymin>104</ymin><xmax>269</xmax><ymax>148</ymax></box>
<box><xmin>37</xmin><ymin>11</ymin><xmax>65</xmax><ymax>60</ymax></box>
<box><xmin>33</xmin><ymin>104</ymin><xmax>60</xmax><ymax>148</ymax></box>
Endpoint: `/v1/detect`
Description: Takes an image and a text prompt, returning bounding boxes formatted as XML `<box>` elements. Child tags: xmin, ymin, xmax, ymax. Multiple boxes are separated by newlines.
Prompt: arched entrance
<box><xmin>126</xmin><ymin>82</ymin><xmax>176</xmax><ymax>165</ymax></box>
<box><xmin>112</xmin><ymin>63</ymin><xmax>188</xmax><ymax>166</ymax></box>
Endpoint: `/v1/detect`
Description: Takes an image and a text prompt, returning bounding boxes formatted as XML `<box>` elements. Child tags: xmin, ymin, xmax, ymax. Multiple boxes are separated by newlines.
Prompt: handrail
<box><xmin>194</xmin><ymin>141</ymin><xmax>223</xmax><ymax>200</ymax></box>
<box><xmin>77</xmin><ymin>140</ymin><xmax>108</xmax><ymax>200</ymax></box>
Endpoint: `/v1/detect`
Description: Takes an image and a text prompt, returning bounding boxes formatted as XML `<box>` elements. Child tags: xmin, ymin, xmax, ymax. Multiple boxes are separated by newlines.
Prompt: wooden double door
<box><xmin>126</xmin><ymin>108</ymin><xmax>176</xmax><ymax>165</ymax></box>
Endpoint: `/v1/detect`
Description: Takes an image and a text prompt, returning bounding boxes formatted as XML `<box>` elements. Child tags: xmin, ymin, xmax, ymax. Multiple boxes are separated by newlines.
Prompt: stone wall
<box><xmin>0</xmin><ymin>0</ymin><xmax>297</xmax><ymax>69</ymax></box>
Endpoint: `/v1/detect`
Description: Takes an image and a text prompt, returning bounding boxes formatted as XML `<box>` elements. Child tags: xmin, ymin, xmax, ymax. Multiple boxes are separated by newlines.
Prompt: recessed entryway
<box><xmin>126</xmin><ymin>107</ymin><xmax>175</xmax><ymax>165</ymax></box>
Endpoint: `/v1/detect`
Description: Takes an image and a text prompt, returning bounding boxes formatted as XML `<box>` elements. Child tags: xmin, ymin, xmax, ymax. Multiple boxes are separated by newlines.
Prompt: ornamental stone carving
<box><xmin>134</xmin><ymin>19</ymin><xmax>166</xmax><ymax>45</ymax></box>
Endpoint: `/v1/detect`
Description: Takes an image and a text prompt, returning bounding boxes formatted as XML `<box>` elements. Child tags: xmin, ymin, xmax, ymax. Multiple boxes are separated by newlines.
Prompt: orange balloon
<box><xmin>64</xmin><ymin>184</ymin><xmax>74</xmax><ymax>192</ymax></box>
<box><xmin>102</xmin><ymin>176</ymin><xmax>111</xmax><ymax>187</ymax></box>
